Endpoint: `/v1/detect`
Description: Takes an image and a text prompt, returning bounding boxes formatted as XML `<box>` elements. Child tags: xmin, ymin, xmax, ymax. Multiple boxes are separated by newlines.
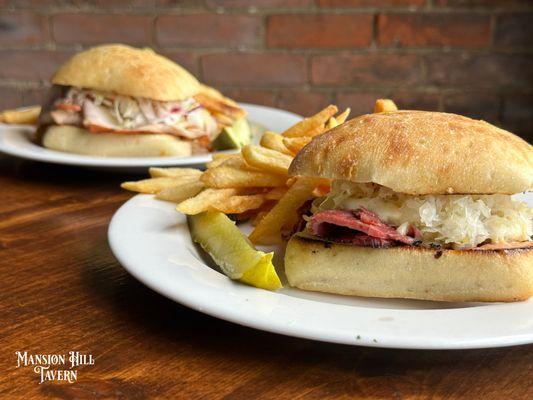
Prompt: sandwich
<box><xmin>285</xmin><ymin>110</ymin><xmax>533</xmax><ymax>302</ymax></box>
<box><xmin>37</xmin><ymin>44</ymin><xmax>249</xmax><ymax>157</ymax></box>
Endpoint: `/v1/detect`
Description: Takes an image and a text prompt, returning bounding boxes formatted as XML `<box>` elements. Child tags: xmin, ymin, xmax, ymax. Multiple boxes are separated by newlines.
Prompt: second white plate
<box><xmin>0</xmin><ymin>103</ymin><xmax>301</xmax><ymax>172</ymax></box>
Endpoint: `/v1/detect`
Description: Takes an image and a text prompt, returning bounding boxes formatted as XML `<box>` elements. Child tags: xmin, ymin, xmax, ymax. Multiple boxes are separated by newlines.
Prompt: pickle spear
<box><xmin>189</xmin><ymin>211</ymin><xmax>282</xmax><ymax>290</ymax></box>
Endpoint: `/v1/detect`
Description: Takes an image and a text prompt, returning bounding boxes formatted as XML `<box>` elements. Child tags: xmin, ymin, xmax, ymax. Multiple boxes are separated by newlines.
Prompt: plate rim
<box><xmin>108</xmin><ymin>194</ymin><xmax>533</xmax><ymax>350</ymax></box>
<box><xmin>0</xmin><ymin>103</ymin><xmax>301</xmax><ymax>168</ymax></box>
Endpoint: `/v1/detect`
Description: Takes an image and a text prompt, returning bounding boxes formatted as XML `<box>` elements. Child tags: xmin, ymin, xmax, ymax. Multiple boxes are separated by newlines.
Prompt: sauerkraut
<box><xmin>314</xmin><ymin>181</ymin><xmax>533</xmax><ymax>249</ymax></box>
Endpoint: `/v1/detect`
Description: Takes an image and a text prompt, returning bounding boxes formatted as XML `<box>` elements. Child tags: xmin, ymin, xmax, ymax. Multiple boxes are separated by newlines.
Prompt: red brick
<box><xmin>159</xmin><ymin>52</ymin><xmax>199</xmax><ymax>76</ymax></box>
<box><xmin>425</xmin><ymin>53</ymin><xmax>533</xmax><ymax>88</ymax></box>
<box><xmin>277</xmin><ymin>90</ymin><xmax>330</xmax><ymax>116</ymax></box>
<box><xmin>501</xmin><ymin>94</ymin><xmax>533</xmax><ymax>142</ymax></box>
<box><xmin>389</xmin><ymin>91</ymin><xmax>440</xmax><ymax>110</ymax></box>
<box><xmin>495</xmin><ymin>13</ymin><xmax>533</xmax><ymax>46</ymax></box>
<box><xmin>0</xmin><ymin>11</ymin><xmax>48</xmax><ymax>45</ymax></box>
<box><xmin>443</xmin><ymin>92</ymin><xmax>500</xmax><ymax>122</ymax></box>
<box><xmin>156</xmin><ymin>14</ymin><xmax>260</xmax><ymax>48</ymax></box>
<box><xmin>267</xmin><ymin>14</ymin><xmax>373</xmax><ymax>49</ymax></box>
<box><xmin>378</xmin><ymin>13</ymin><xmax>491</xmax><ymax>47</ymax></box>
<box><xmin>336</xmin><ymin>91</ymin><xmax>440</xmax><ymax>117</ymax></box>
<box><xmin>336</xmin><ymin>91</ymin><xmax>387</xmax><ymax>117</ymax></box>
<box><xmin>52</xmin><ymin>13</ymin><xmax>152</xmax><ymax>45</ymax></box>
<box><xmin>0</xmin><ymin>50</ymin><xmax>73</xmax><ymax>81</ymax></box>
<box><xmin>0</xmin><ymin>86</ymin><xmax>47</xmax><ymax>109</ymax></box>
<box><xmin>435</xmin><ymin>0</ymin><xmax>532</xmax><ymax>7</ymax></box>
<box><xmin>0</xmin><ymin>87</ymin><xmax>25</xmax><ymax>109</ymax></box>
<box><xmin>221</xmin><ymin>88</ymin><xmax>277</xmax><ymax>107</ymax></box>
<box><xmin>311</xmin><ymin>53</ymin><xmax>421</xmax><ymax>86</ymax></box>
<box><xmin>21</xmin><ymin>87</ymin><xmax>48</xmax><ymax>105</ymax></box>
<box><xmin>202</xmin><ymin>54</ymin><xmax>307</xmax><ymax>86</ymax></box>
<box><xmin>318</xmin><ymin>0</ymin><xmax>425</xmax><ymax>6</ymax></box>
<box><xmin>0</xmin><ymin>1</ymin><xmax>196</xmax><ymax>7</ymax></box>
<box><xmin>206</xmin><ymin>0</ymin><xmax>313</xmax><ymax>8</ymax></box>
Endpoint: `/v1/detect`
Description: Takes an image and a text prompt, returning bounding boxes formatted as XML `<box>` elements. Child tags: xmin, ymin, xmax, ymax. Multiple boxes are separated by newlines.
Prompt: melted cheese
<box><xmin>314</xmin><ymin>181</ymin><xmax>533</xmax><ymax>249</ymax></box>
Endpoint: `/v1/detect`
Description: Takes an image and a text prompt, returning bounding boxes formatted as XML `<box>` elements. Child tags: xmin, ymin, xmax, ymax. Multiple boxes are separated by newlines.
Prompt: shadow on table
<box><xmin>75</xmin><ymin>235</ymin><xmax>533</xmax><ymax>399</ymax></box>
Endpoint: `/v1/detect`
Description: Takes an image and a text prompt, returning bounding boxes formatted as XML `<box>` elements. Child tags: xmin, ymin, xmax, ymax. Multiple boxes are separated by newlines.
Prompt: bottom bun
<box><xmin>285</xmin><ymin>235</ymin><xmax>533</xmax><ymax>302</ymax></box>
<box><xmin>42</xmin><ymin>125</ymin><xmax>192</xmax><ymax>157</ymax></box>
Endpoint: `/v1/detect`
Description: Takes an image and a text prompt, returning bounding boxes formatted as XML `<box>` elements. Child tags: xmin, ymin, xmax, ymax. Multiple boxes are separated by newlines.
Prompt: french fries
<box><xmin>195</xmin><ymin>84</ymin><xmax>246</xmax><ymax>127</ymax></box>
<box><xmin>176</xmin><ymin>188</ymin><xmax>239</xmax><ymax>215</ymax></box>
<box><xmin>374</xmin><ymin>99</ymin><xmax>398</xmax><ymax>113</ymax></box>
<box><xmin>156</xmin><ymin>181</ymin><xmax>204</xmax><ymax>203</ymax></box>
<box><xmin>121</xmin><ymin>177</ymin><xmax>198</xmax><ymax>194</ymax></box>
<box><xmin>336</xmin><ymin>107</ymin><xmax>351</xmax><ymax>124</ymax></box>
<box><xmin>149</xmin><ymin>167</ymin><xmax>202</xmax><ymax>179</ymax></box>
<box><xmin>265</xmin><ymin>186</ymin><xmax>288</xmax><ymax>200</ymax></box>
<box><xmin>205</xmin><ymin>153</ymin><xmax>241</xmax><ymax>169</ymax></box>
<box><xmin>283</xmin><ymin>136</ymin><xmax>312</xmax><ymax>155</ymax></box>
<box><xmin>201</xmin><ymin>166</ymin><xmax>287</xmax><ymax>188</ymax></box>
<box><xmin>282</xmin><ymin>105</ymin><xmax>338</xmax><ymax>138</ymax></box>
<box><xmin>259</xmin><ymin>131</ymin><xmax>292</xmax><ymax>155</ymax></box>
<box><xmin>242</xmin><ymin>145</ymin><xmax>292</xmax><ymax>175</ymax></box>
<box><xmin>209</xmin><ymin>155</ymin><xmax>257</xmax><ymax>171</ymax></box>
<box><xmin>0</xmin><ymin>105</ymin><xmax>41</xmax><ymax>125</ymax></box>
<box><xmin>249</xmin><ymin>177</ymin><xmax>324</xmax><ymax>245</ymax></box>
<box><xmin>121</xmin><ymin>104</ymin><xmax>357</xmax><ymax>244</ymax></box>
<box><xmin>210</xmin><ymin>193</ymin><xmax>265</xmax><ymax>214</ymax></box>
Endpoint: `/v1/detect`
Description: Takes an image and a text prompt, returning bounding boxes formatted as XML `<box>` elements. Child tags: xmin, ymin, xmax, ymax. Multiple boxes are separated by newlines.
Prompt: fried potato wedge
<box><xmin>282</xmin><ymin>105</ymin><xmax>338</xmax><ymax>138</ymax></box>
<box><xmin>265</xmin><ymin>186</ymin><xmax>288</xmax><ymax>200</ymax></box>
<box><xmin>326</xmin><ymin>116</ymin><xmax>338</xmax><ymax>130</ymax></box>
<box><xmin>336</xmin><ymin>108</ymin><xmax>351</xmax><ymax>124</ymax></box>
<box><xmin>206</xmin><ymin>153</ymin><xmax>241</xmax><ymax>169</ymax></box>
<box><xmin>176</xmin><ymin>188</ymin><xmax>238</xmax><ymax>215</ymax></box>
<box><xmin>156</xmin><ymin>181</ymin><xmax>204</xmax><ymax>203</ymax></box>
<box><xmin>242</xmin><ymin>145</ymin><xmax>293</xmax><ymax>175</ymax></box>
<box><xmin>283</xmin><ymin>136</ymin><xmax>313</xmax><ymax>155</ymax></box>
<box><xmin>213</xmin><ymin>155</ymin><xmax>258</xmax><ymax>171</ymax></box>
<box><xmin>149</xmin><ymin>167</ymin><xmax>202</xmax><ymax>179</ymax></box>
<box><xmin>201</xmin><ymin>166</ymin><xmax>287</xmax><ymax>188</ymax></box>
<box><xmin>0</xmin><ymin>105</ymin><xmax>41</xmax><ymax>125</ymax></box>
<box><xmin>259</xmin><ymin>131</ymin><xmax>293</xmax><ymax>155</ymax></box>
<box><xmin>374</xmin><ymin>99</ymin><xmax>398</xmax><ymax>113</ymax></box>
<box><xmin>210</xmin><ymin>194</ymin><xmax>265</xmax><ymax>214</ymax></box>
<box><xmin>195</xmin><ymin>88</ymin><xmax>245</xmax><ymax>122</ymax></box>
<box><xmin>121</xmin><ymin>177</ymin><xmax>197</xmax><ymax>194</ymax></box>
<box><xmin>189</xmin><ymin>211</ymin><xmax>281</xmax><ymax>290</ymax></box>
<box><xmin>249</xmin><ymin>177</ymin><xmax>322</xmax><ymax>244</ymax></box>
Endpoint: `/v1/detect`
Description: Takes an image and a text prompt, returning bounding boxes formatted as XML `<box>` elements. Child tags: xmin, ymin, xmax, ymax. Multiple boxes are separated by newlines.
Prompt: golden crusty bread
<box><xmin>285</xmin><ymin>235</ymin><xmax>533</xmax><ymax>302</ymax></box>
<box><xmin>289</xmin><ymin>111</ymin><xmax>533</xmax><ymax>195</ymax></box>
<box><xmin>42</xmin><ymin>125</ymin><xmax>191</xmax><ymax>157</ymax></box>
<box><xmin>52</xmin><ymin>44</ymin><xmax>200</xmax><ymax>101</ymax></box>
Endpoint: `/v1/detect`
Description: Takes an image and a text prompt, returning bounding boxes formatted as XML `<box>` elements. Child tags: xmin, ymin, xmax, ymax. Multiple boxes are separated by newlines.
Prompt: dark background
<box><xmin>0</xmin><ymin>0</ymin><xmax>532</xmax><ymax>142</ymax></box>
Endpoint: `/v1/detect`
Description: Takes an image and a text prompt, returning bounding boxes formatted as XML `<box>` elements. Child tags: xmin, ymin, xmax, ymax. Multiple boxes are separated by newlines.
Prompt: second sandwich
<box><xmin>38</xmin><ymin>44</ymin><xmax>249</xmax><ymax>157</ymax></box>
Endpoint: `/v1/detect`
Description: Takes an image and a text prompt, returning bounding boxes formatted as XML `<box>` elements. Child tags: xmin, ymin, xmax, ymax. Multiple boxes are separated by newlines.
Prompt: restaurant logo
<box><xmin>15</xmin><ymin>351</ymin><xmax>95</xmax><ymax>384</ymax></box>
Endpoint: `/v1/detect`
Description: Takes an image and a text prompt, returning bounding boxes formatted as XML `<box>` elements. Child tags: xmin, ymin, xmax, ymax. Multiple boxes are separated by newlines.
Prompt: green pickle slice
<box><xmin>211</xmin><ymin>118</ymin><xmax>251</xmax><ymax>150</ymax></box>
<box><xmin>189</xmin><ymin>211</ymin><xmax>282</xmax><ymax>290</ymax></box>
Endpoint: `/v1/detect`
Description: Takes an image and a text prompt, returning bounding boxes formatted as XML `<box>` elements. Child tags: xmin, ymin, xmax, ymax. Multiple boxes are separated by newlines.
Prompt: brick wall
<box><xmin>0</xmin><ymin>0</ymin><xmax>531</xmax><ymax>141</ymax></box>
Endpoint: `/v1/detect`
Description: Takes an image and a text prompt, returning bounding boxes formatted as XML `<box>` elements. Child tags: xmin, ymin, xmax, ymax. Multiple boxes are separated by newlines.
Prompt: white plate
<box><xmin>108</xmin><ymin>193</ymin><xmax>533</xmax><ymax>350</ymax></box>
<box><xmin>0</xmin><ymin>103</ymin><xmax>301</xmax><ymax>172</ymax></box>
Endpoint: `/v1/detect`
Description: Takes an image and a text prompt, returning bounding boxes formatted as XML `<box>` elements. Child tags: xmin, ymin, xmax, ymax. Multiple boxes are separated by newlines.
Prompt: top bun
<box><xmin>289</xmin><ymin>110</ymin><xmax>533</xmax><ymax>195</ymax></box>
<box><xmin>52</xmin><ymin>44</ymin><xmax>200</xmax><ymax>101</ymax></box>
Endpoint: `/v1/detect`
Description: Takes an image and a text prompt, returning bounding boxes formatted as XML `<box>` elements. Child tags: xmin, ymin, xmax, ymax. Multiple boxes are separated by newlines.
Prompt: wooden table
<box><xmin>1</xmin><ymin>156</ymin><xmax>532</xmax><ymax>400</ymax></box>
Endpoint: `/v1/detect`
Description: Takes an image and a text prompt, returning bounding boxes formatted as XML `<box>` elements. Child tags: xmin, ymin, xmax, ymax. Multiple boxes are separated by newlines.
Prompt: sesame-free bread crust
<box><xmin>285</xmin><ymin>235</ymin><xmax>533</xmax><ymax>302</ymax></box>
<box><xmin>42</xmin><ymin>125</ymin><xmax>191</xmax><ymax>157</ymax></box>
<box><xmin>51</xmin><ymin>44</ymin><xmax>200</xmax><ymax>101</ymax></box>
<box><xmin>289</xmin><ymin>111</ymin><xmax>533</xmax><ymax>195</ymax></box>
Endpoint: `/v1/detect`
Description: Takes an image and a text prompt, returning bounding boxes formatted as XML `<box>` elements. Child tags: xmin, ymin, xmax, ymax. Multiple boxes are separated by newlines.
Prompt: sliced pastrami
<box><xmin>309</xmin><ymin>207</ymin><xmax>419</xmax><ymax>247</ymax></box>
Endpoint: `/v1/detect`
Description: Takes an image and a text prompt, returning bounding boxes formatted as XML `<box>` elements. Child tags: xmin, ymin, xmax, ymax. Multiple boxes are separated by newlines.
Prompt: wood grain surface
<box><xmin>1</xmin><ymin>156</ymin><xmax>532</xmax><ymax>400</ymax></box>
